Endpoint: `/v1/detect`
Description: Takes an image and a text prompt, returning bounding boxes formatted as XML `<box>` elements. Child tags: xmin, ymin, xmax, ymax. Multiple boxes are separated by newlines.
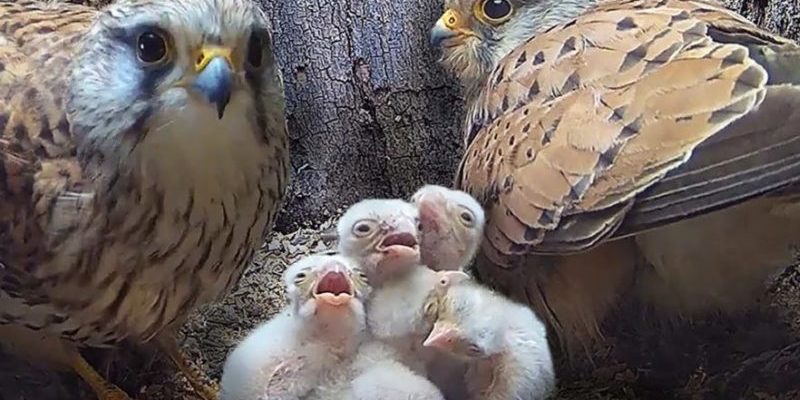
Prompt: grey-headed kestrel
<box><xmin>431</xmin><ymin>0</ymin><xmax>800</xmax><ymax>354</ymax></box>
<box><xmin>0</xmin><ymin>0</ymin><xmax>288</xmax><ymax>398</ymax></box>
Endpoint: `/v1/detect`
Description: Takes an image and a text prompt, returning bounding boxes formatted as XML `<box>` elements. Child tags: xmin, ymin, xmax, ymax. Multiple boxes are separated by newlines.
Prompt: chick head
<box><xmin>336</xmin><ymin>199</ymin><xmax>422</xmax><ymax>285</ymax></box>
<box><xmin>423</xmin><ymin>282</ymin><xmax>505</xmax><ymax>359</ymax></box>
<box><xmin>283</xmin><ymin>253</ymin><xmax>371</xmax><ymax>319</ymax></box>
<box><xmin>411</xmin><ymin>185</ymin><xmax>485</xmax><ymax>271</ymax></box>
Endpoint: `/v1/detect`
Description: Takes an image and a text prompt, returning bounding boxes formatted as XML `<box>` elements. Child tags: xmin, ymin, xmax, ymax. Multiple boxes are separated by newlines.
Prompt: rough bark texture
<box><xmin>265</xmin><ymin>0</ymin><xmax>799</xmax><ymax>232</ymax></box>
<box><xmin>259</xmin><ymin>0</ymin><xmax>465</xmax><ymax>231</ymax></box>
<box><xmin>725</xmin><ymin>0</ymin><xmax>800</xmax><ymax>40</ymax></box>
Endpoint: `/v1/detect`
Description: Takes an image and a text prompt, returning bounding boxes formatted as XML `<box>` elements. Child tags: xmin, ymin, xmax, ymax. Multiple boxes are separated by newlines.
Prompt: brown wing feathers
<box><xmin>458</xmin><ymin>1</ymin><xmax>777</xmax><ymax>264</ymax></box>
<box><xmin>617</xmin><ymin>85</ymin><xmax>800</xmax><ymax>236</ymax></box>
<box><xmin>0</xmin><ymin>2</ymin><xmax>93</xmax><ymax>264</ymax></box>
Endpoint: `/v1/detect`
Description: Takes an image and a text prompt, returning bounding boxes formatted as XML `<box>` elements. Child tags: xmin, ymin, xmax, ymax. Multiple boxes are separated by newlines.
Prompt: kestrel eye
<box><xmin>246</xmin><ymin>32</ymin><xmax>264</xmax><ymax>68</ymax></box>
<box><xmin>481</xmin><ymin>0</ymin><xmax>513</xmax><ymax>22</ymax></box>
<box><xmin>136</xmin><ymin>31</ymin><xmax>168</xmax><ymax>64</ymax></box>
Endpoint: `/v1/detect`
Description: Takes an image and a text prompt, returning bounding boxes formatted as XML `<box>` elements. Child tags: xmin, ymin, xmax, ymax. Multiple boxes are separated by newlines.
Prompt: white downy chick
<box><xmin>350</xmin><ymin>341</ymin><xmax>445</xmax><ymax>400</ymax></box>
<box><xmin>308</xmin><ymin>340</ymin><xmax>445</xmax><ymax>400</ymax></box>
<box><xmin>337</xmin><ymin>198</ymin><xmax>421</xmax><ymax>287</ymax></box>
<box><xmin>366</xmin><ymin>267</ymin><xmax>471</xmax><ymax>374</ymax></box>
<box><xmin>423</xmin><ymin>281</ymin><xmax>556</xmax><ymax>400</ymax></box>
<box><xmin>411</xmin><ymin>184</ymin><xmax>486</xmax><ymax>271</ymax></box>
<box><xmin>219</xmin><ymin>254</ymin><xmax>371</xmax><ymax>400</ymax></box>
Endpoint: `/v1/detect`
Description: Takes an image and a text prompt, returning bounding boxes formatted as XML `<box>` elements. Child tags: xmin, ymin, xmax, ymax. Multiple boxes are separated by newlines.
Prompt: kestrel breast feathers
<box><xmin>432</xmin><ymin>0</ymin><xmax>800</xmax><ymax>351</ymax></box>
<box><xmin>0</xmin><ymin>0</ymin><xmax>288</xmax><ymax>398</ymax></box>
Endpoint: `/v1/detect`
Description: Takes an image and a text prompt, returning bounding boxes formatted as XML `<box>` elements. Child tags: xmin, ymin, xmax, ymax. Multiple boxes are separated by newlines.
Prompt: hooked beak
<box><xmin>423</xmin><ymin>321</ymin><xmax>461</xmax><ymax>349</ymax></box>
<box><xmin>416</xmin><ymin>192</ymin><xmax>447</xmax><ymax>234</ymax></box>
<box><xmin>430</xmin><ymin>9</ymin><xmax>474</xmax><ymax>48</ymax></box>
<box><xmin>193</xmin><ymin>46</ymin><xmax>234</xmax><ymax>119</ymax></box>
<box><xmin>377</xmin><ymin>231</ymin><xmax>421</xmax><ymax>266</ymax></box>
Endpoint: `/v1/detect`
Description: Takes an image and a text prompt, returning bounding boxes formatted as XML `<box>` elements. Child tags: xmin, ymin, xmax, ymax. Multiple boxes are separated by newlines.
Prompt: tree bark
<box><xmin>725</xmin><ymin>0</ymin><xmax>799</xmax><ymax>40</ymax></box>
<box><xmin>263</xmin><ymin>0</ymin><xmax>799</xmax><ymax>232</ymax></box>
<box><xmin>258</xmin><ymin>0</ymin><xmax>466</xmax><ymax>231</ymax></box>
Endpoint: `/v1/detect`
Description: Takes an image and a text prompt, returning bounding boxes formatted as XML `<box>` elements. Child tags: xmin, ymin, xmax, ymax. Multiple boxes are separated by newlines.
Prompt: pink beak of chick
<box><xmin>312</xmin><ymin>263</ymin><xmax>355</xmax><ymax>306</ymax></box>
<box><xmin>416</xmin><ymin>191</ymin><xmax>447</xmax><ymax>234</ymax></box>
<box><xmin>423</xmin><ymin>321</ymin><xmax>460</xmax><ymax>350</ymax></box>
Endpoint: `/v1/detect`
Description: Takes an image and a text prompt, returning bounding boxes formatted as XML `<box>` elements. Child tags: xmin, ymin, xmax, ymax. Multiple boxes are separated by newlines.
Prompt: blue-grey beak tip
<box><xmin>194</xmin><ymin>57</ymin><xmax>233</xmax><ymax>119</ymax></box>
<box><xmin>430</xmin><ymin>30</ymin><xmax>444</xmax><ymax>48</ymax></box>
<box><xmin>430</xmin><ymin>30</ymin><xmax>445</xmax><ymax>48</ymax></box>
<box><xmin>430</xmin><ymin>23</ymin><xmax>456</xmax><ymax>49</ymax></box>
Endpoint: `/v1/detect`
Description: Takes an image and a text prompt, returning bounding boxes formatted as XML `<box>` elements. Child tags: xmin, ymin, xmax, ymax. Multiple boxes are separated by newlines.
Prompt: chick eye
<box><xmin>480</xmin><ymin>0</ymin><xmax>513</xmax><ymax>22</ymax></box>
<box><xmin>352</xmin><ymin>220</ymin><xmax>374</xmax><ymax>237</ymax></box>
<box><xmin>293</xmin><ymin>272</ymin><xmax>307</xmax><ymax>283</ymax></box>
<box><xmin>136</xmin><ymin>30</ymin><xmax>168</xmax><ymax>64</ymax></box>
<box><xmin>459</xmin><ymin>208</ymin><xmax>475</xmax><ymax>227</ymax></box>
<box><xmin>246</xmin><ymin>32</ymin><xmax>264</xmax><ymax>68</ymax></box>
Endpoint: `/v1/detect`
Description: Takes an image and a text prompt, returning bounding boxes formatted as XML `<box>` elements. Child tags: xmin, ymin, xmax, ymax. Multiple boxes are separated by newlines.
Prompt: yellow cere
<box><xmin>195</xmin><ymin>46</ymin><xmax>234</xmax><ymax>71</ymax></box>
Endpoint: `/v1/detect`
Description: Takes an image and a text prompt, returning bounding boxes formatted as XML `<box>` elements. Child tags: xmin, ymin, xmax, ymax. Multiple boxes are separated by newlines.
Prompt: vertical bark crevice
<box><xmin>260</xmin><ymin>0</ymin><xmax>465</xmax><ymax>231</ymax></box>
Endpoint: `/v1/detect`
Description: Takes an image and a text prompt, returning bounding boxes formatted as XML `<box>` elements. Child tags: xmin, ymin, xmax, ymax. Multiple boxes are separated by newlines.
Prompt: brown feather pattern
<box><xmin>456</xmin><ymin>0</ymin><xmax>799</xmax><ymax>267</ymax></box>
<box><xmin>0</xmin><ymin>0</ymin><xmax>289</xmax><ymax>349</ymax></box>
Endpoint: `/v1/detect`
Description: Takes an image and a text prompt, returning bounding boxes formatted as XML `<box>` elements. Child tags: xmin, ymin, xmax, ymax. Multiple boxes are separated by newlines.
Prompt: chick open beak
<box><xmin>430</xmin><ymin>9</ymin><xmax>475</xmax><ymax>48</ymax></box>
<box><xmin>312</xmin><ymin>267</ymin><xmax>355</xmax><ymax>307</ymax></box>
<box><xmin>193</xmin><ymin>46</ymin><xmax>234</xmax><ymax>119</ymax></box>
<box><xmin>423</xmin><ymin>321</ymin><xmax>461</xmax><ymax>350</ymax></box>
<box><xmin>377</xmin><ymin>231</ymin><xmax>420</xmax><ymax>263</ymax></box>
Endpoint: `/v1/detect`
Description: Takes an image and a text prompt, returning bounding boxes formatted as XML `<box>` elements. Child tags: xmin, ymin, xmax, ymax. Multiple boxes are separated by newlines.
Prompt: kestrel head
<box><xmin>66</xmin><ymin>0</ymin><xmax>285</xmax><ymax>179</ymax></box>
<box><xmin>430</xmin><ymin>0</ymin><xmax>591</xmax><ymax>94</ymax></box>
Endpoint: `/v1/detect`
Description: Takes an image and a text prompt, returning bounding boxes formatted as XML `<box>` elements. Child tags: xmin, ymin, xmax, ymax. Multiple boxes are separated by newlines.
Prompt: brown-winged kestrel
<box><xmin>0</xmin><ymin>0</ymin><xmax>288</xmax><ymax>398</ymax></box>
<box><xmin>431</xmin><ymin>0</ymin><xmax>800</xmax><ymax>353</ymax></box>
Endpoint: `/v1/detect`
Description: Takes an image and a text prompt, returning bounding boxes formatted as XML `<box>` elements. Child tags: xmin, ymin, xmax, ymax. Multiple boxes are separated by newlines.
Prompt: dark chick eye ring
<box><xmin>459</xmin><ymin>208</ymin><xmax>475</xmax><ymax>227</ymax></box>
<box><xmin>136</xmin><ymin>30</ymin><xmax>169</xmax><ymax>64</ymax></box>
<box><xmin>481</xmin><ymin>0</ymin><xmax>513</xmax><ymax>22</ymax></box>
<box><xmin>352</xmin><ymin>220</ymin><xmax>375</xmax><ymax>237</ymax></box>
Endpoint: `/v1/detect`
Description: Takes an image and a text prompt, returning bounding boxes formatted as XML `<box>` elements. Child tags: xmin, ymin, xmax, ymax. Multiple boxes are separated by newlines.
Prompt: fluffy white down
<box><xmin>307</xmin><ymin>341</ymin><xmax>444</xmax><ymax>400</ymax></box>
<box><xmin>219</xmin><ymin>310</ymin><xmax>351</xmax><ymax>400</ymax></box>
<box><xmin>448</xmin><ymin>284</ymin><xmax>556</xmax><ymax>400</ymax></box>
<box><xmin>219</xmin><ymin>312</ymin><xmax>318</xmax><ymax>400</ymax></box>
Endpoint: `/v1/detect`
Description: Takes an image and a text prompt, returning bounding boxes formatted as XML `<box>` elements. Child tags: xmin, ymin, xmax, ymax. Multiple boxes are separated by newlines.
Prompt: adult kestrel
<box><xmin>431</xmin><ymin>0</ymin><xmax>800</xmax><ymax>351</ymax></box>
<box><xmin>0</xmin><ymin>0</ymin><xmax>288</xmax><ymax>398</ymax></box>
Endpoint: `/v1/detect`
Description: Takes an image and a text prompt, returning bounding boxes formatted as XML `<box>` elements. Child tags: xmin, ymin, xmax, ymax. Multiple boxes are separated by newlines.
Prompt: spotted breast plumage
<box><xmin>432</xmin><ymin>0</ymin><xmax>800</xmax><ymax>353</ymax></box>
<box><xmin>0</xmin><ymin>0</ymin><xmax>288</xmax><ymax>398</ymax></box>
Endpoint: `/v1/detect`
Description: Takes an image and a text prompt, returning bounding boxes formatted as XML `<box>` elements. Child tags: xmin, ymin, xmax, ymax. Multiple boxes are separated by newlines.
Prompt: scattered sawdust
<box><xmin>1</xmin><ymin>219</ymin><xmax>799</xmax><ymax>399</ymax></box>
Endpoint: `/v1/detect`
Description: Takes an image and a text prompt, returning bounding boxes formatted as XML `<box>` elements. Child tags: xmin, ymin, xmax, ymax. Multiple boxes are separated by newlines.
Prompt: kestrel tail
<box><xmin>0</xmin><ymin>0</ymin><xmax>289</xmax><ymax>398</ymax></box>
